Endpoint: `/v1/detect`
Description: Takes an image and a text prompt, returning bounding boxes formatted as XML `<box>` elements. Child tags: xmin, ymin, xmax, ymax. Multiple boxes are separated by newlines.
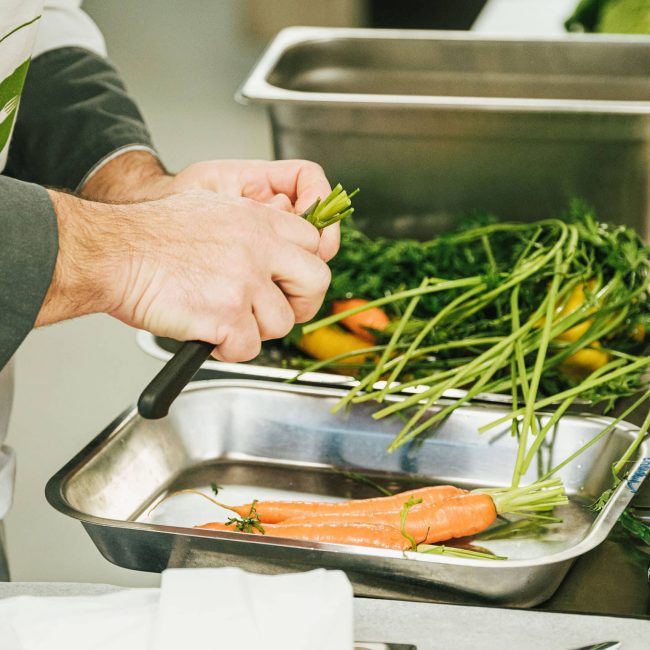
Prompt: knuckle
<box><xmin>220</xmin><ymin>285</ymin><xmax>249</xmax><ymax>316</ymax></box>
<box><xmin>302</xmin><ymin>160</ymin><xmax>325</xmax><ymax>176</ymax></box>
<box><xmin>216</xmin><ymin>332</ymin><xmax>261</xmax><ymax>363</ymax></box>
<box><xmin>238</xmin><ymin>338</ymin><xmax>262</xmax><ymax>362</ymax></box>
<box><xmin>304</xmin><ymin>225</ymin><xmax>321</xmax><ymax>253</ymax></box>
<box><xmin>292</xmin><ymin>297</ymin><xmax>320</xmax><ymax>324</ymax></box>
<box><xmin>312</xmin><ymin>261</ymin><xmax>332</xmax><ymax>295</ymax></box>
<box><xmin>274</xmin><ymin>310</ymin><xmax>296</xmax><ymax>339</ymax></box>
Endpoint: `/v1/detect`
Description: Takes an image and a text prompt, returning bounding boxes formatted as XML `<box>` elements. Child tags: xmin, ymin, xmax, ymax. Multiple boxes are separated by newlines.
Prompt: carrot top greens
<box><xmin>294</xmin><ymin>201</ymin><xmax>649</xmax><ymax>490</ymax></box>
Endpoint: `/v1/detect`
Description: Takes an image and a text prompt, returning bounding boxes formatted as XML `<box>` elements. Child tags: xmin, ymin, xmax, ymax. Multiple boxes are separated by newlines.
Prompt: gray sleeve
<box><xmin>0</xmin><ymin>177</ymin><xmax>58</xmax><ymax>370</ymax></box>
<box><xmin>4</xmin><ymin>46</ymin><xmax>156</xmax><ymax>191</ymax></box>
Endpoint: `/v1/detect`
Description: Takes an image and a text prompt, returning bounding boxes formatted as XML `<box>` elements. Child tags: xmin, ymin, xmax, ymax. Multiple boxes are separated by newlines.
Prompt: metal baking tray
<box><xmin>46</xmin><ymin>380</ymin><xmax>649</xmax><ymax>607</ymax></box>
<box><xmin>239</xmin><ymin>27</ymin><xmax>650</xmax><ymax>240</ymax></box>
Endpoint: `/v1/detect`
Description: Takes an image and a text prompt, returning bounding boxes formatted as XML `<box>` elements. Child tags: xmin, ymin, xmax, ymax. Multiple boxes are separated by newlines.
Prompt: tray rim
<box><xmin>236</xmin><ymin>26</ymin><xmax>650</xmax><ymax>116</ymax></box>
<box><xmin>136</xmin><ymin>330</ymin><xmax>517</xmax><ymax>405</ymax></box>
<box><xmin>45</xmin><ymin>379</ymin><xmax>649</xmax><ymax>570</ymax></box>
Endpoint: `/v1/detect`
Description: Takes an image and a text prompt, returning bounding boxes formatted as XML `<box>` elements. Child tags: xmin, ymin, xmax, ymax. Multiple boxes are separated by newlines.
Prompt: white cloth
<box><xmin>0</xmin><ymin>569</ymin><xmax>354</xmax><ymax>650</ymax></box>
<box><xmin>0</xmin><ymin>589</ymin><xmax>159</xmax><ymax>650</ymax></box>
<box><xmin>152</xmin><ymin>568</ymin><xmax>353</xmax><ymax>650</ymax></box>
<box><xmin>35</xmin><ymin>1</ymin><xmax>106</xmax><ymax>59</ymax></box>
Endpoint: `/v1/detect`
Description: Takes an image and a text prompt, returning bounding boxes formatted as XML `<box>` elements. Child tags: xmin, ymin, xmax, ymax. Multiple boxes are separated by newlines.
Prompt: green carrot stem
<box><xmin>520</xmin><ymin>358</ymin><xmax>627</xmax><ymax>475</ymax></box>
<box><xmin>512</xmin><ymin>247</ymin><xmax>566</xmax><ymax>487</ymax></box>
<box><xmin>372</xmin><ymin>291</ymin><xmax>554</xmax><ymax>421</ymax></box>
<box><xmin>479</xmin><ymin>355</ymin><xmax>650</xmax><ymax>434</ymax></box>
<box><xmin>350</xmin><ymin>337</ymin><xmax>506</xmax><ymax>404</ymax></box>
<box><xmin>538</xmin><ymin>390</ymin><xmax>650</xmax><ymax>481</ymax></box>
<box><xmin>480</xmin><ymin>478</ymin><xmax>568</xmax><ymax>515</ymax></box>
<box><xmin>303</xmin><ymin>277</ymin><xmax>484</xmax><ymax>334</ymax></box>
<box><xmin>416</xmin><ymin>544</ymin><xmax>506</xmax><ymax>560</ymax></box>
<box><xmin>331</xmin><ymin>278</ymin><xmax>428</xmax><ymax>414</ymax></box>
<box><xmin>612</xmin><ymin>394</ymin><xmax>650</xmax><ymax>478</ymax></box>
<box><xmin>386</xmin><ymin>341</ymin><xmax>515</xmax><ymax>451</ymax></box>
<box><xmin>376</xmin><ymin>283</ymin><xmax>488</xmax><ymax>401</ymax></box>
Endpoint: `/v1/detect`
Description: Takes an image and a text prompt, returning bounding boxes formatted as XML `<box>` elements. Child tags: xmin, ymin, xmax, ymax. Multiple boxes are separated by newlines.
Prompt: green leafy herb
<box><xmin>618</xmin><ymin>509</ymin><xmax>650</xmax><ymax>546</ymax></box>
<box><xmin>225</xmin><ymin>500</ymin><xmax>265</xmax><ymax>534</ymax></box>
<box><xmin>210</xmin><ymin>482</ymin><xmax>223</xmax><ymax>496</ymax></box>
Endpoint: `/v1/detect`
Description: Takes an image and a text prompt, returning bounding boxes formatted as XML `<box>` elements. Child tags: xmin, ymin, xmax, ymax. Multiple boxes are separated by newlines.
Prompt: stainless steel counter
<box><xmin>0</xmin><ymin>580</ymin><xmax>647</xmax><ymax>649</ymax></box>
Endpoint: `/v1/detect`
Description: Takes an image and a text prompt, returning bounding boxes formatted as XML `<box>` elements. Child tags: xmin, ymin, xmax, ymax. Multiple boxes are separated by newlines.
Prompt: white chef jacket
<box><xmin>0</xmin><ymin>0</ymin><xmax>106</xmax><ymax>521</ymax></box>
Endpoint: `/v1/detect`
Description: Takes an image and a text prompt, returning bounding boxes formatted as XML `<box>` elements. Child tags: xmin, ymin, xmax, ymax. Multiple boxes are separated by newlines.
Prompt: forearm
<box><xmin>79</xmin><ymin>150</ymin><xmax>171</xmax><ymax>203</ymax></box>
<box><xmin>36</xmin><ymin>191</ymin><xmax>118</xmax><ymax>326</ymax></box>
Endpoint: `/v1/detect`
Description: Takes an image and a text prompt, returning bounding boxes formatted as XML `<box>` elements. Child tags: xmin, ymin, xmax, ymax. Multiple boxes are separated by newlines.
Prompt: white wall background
<box><xmin>6</xmin><ymin>0</ymin><xmax>271</xmax><ymax>587</ymax></box>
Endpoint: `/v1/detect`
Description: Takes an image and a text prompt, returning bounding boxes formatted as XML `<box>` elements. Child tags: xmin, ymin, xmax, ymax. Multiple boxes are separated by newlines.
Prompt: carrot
<box><xmin>227</xmin><ymin>485</ymin><xmax>467</xmax><ymax>524</ymax></box>
<box><xmin>195</xmin><ymin>521</ymin><xmax>410</xmax><ymax>550</ymax></box>
<box><xmin>297</xmin><ymin>326</ymin><xmax>372</xmax><ymax>366</ymax></box>
<box><xmin>332</xmin><ymin>298</ymin><xmax>390</xmax><ymax>342</ymax></box>
<box><xmin>282</xmin><ymin>492</ymin><xmax>496</xmax><ymax>544</ymax></box>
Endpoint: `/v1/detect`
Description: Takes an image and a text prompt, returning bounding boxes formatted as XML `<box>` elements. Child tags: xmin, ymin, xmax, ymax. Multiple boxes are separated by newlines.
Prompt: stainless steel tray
<box><xmin>135</xmin><ymin>330</ymin><xmax>516</xmax><ymax>405</ymax></box>
<box><xmin>46</xmin><ymin>380</ymin><xmax>649</xmax><ymax>607</ymax></box>
<box><xmin>238</xmin><ymin>27</ymin><xmax>650</xmax><ymax>240</ymax></box>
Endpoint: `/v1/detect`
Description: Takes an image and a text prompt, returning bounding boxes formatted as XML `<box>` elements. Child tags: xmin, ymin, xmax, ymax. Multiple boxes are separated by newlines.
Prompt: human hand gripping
<box><xmin>81</xmin><ymin>154</ymin><xmax>340</xmax><ymax>263</ymax></box>
<box><xmin>37</xmin><ymin>190</ymin><xmax>331</xmax><ymax>362</ymax></box>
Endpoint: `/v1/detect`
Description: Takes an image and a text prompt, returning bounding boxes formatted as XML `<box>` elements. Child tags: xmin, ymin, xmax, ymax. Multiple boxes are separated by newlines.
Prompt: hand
<box><xmin>38</xmin><ymin>189</ymin><xmax>331</xmax><ymax>362</ymax></box>
<box><xmin>80</xmin><ymin>152</ymin><xmax>339</xmax><ymax>262</ymax></box>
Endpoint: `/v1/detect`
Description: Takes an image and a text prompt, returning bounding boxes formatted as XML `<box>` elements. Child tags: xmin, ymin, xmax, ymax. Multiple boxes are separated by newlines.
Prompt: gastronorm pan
<box><xmin>46</xmin><ymin>380</ymin><xmax>649</xmax><ymax>607</ymax></box>
<box><xmin>239</xmin><ymin>27</ymin><xmax>650</xmax><ymax>240</ymax></box>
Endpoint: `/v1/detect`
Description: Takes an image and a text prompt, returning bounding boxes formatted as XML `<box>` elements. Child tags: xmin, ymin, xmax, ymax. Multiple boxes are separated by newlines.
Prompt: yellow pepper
<box><xmin>538</xmin><ymin>280</ymin><xmax>611</xmax><ymax>378</ymax></box>
<box><xmin>555</xmin><ymin>279</ymin><xmax>599</xmax><ymax>343</ymax></box>
<box><xmin>297</xmin><ymin>326</ymin><xmax>372</xmax><ymax>367</ymax></box>
<box><xmin>559</xmin><ymin>341</ymin><xmax>611</xmax><ymax>380</ymax></box>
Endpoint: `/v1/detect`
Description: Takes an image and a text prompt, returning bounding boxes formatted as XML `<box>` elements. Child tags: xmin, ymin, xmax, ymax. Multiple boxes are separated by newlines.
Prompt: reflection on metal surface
<box><xmin>46</xmin><ymin>380</ymin><xmax>649</xmax><ymax>607</ymax></box>
<box><xmin>239</xmin><ymin>27</ymin><xmax>650</xmax><ymax>241</ymax></box>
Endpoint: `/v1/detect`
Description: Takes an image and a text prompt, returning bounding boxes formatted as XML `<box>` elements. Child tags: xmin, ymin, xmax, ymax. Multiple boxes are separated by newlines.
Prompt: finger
<box><xmin>317</xmin><ymin>221</ymin><xmax>341</xmax><ymax>262</ymax></box>
<box><xmin>264</xmin><ymin>160</ymin><xmax>332</xmax><ymax>215</ymax></box>
<box><xmin>211</xmin><ymin>312</ymin><xmax>262</xmax><ymax>362</ymax></box>
<box><xmin>253</xmin><ymin>199</ymin><xmax>320</xmax><ymax>255</ymax></box>
<box><xmin>264</xmin><ymin>193</ymin><xmax>293</xmax><ymax>212</ymax></box>
<box><xmin>270</xmin><ymin>244</ymin><xmax>332</xmax><ymax>323</ymax></box>
<box><xmin>252</xmin><ymin>282</ymin><xmax>296</xmax><ymax>341</ymax></box>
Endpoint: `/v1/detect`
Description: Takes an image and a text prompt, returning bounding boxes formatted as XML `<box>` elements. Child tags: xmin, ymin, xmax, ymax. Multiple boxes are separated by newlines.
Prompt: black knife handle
<box><xmin>137</xmin><ymin>340</ymin><xmax>215</xmax><ymax>419</ymax></box>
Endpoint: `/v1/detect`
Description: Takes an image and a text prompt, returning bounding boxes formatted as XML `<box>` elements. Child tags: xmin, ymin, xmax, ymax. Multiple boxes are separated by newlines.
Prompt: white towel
<box><xmin>150</xmin><ymin>567</ymin><xmax>353</xmax><ymax>650</ymax></box>
<box><xmin>0</xmin><ymin>589</ymin><xmax>159</xmax><ymax>650</ymax></box>
<box><xmin>0</xmin><ymin>568</ymin><xmax>354</xmax><ymax>650</ymax></box>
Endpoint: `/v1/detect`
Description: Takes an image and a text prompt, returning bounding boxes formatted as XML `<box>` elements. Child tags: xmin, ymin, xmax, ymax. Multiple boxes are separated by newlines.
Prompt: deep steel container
<box><xmin>238</xmin><ymin>27</ymin><xmax>650</xmax><ymax>240</ymax></box>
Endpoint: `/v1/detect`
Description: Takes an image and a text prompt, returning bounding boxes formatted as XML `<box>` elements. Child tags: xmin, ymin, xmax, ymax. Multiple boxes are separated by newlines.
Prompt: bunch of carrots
<box><xmin>184</xmin><ymin>479</ymin><xmax>567</xmax><ymax>555</ymax></box>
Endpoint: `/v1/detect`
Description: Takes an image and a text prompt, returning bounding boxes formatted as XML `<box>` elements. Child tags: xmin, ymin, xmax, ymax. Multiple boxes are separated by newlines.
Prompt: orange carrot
<box><xmin>195</xmin><ymin>521</ymin><xmax>410</xmax><ymax>550</ymax></box>
<box><xmin>332</xmin><ymin>298</ymin><xmax>390</xmax><ymax>342</ymax></box>
<box><xmin>227</xmin><ymin>485</ymin><xmax>467</xmax><ymax>524</ymax></box>
<box><xmin>282</xmin><ymin>492</ymin><xmax>497</xmax><ymax>544</ymax></box>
